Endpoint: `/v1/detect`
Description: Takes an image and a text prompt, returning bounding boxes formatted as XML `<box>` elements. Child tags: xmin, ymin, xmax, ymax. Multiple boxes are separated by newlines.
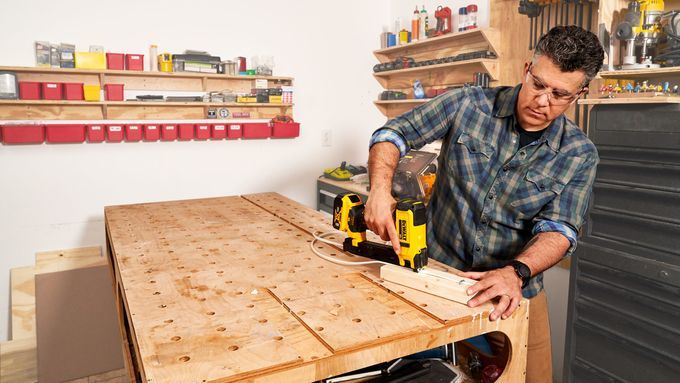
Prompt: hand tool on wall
<box><xmin>434</xmin><ymin>6</ymin><xmax>453</xmax><ymax>36</ymax></box>
<box><xmin>519</xmin><ymin>0</ymin><xmax>543</xmax><ymax>50</ymax></box>
<box><xmin>332</xmin><ymin>192</ymin><xmax>428</xmax><ymax>271</ymax></box>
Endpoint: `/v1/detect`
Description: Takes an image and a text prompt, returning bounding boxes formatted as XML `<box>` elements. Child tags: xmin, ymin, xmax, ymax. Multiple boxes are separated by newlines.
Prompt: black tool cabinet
<box><xmin>563</xmin><ymin>104</ymin><xmax>680</xmax><ymax>382</ymax></box>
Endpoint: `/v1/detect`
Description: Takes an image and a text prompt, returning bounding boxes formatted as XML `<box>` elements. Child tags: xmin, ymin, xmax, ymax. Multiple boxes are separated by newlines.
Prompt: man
<box><xmin>364</xmin><ymin>26</ymin><xmax>604</xmax><ymax>382</ymax></box>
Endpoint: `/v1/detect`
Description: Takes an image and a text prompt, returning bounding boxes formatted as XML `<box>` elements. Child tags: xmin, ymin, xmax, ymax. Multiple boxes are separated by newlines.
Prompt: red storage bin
<box><xmin>46</xmin><ymin>124</ymin><xmax>86</xmax><ymax>143</ymax></box>
<box><xmin>125</xmin><ymin>124</ymin><xmax>142</xmax><ymax>141</ymax></box>
<box><xmin>242</xmin><ymin>122</ymin><xmax>271</xmax><ymax>139</ymax></box>
<box><xmin>19</xmin><ymin>82</ymin><xmax>41</xmax><ymax>100</ymax></box>
<box><xmin>144</xmin><ymin>124</ymin><xmax>160</xmax><ymax>141</ymax></box>
<box><xmin>42</xmin><ymin>82</ymin><xmax>63</xmax><ymax>100</ymax></box>
<box><xmin>63</xmin><ymin>83</ymin><xmax>84</xmax><ymax>100</ymax></box>
<box><xmin>106</xmin><ymin>53</ymin><xmax>125</xmax><ymax>70</ymax></box>
<box><xmin>87</xmin><ymin>124</ymin><xmax>105</xmax><ymax>142</ymax></box>
<box><xmin>106</xmin><ymin>124</ymin><xmax>124</xmax><ymax>142</ymax></box>
<box><xmin>1</xmin><ymin>124</ymin><xmax>45</xmax><ymax>144</ymax></box>
<box><xmin>104</xmin><ymin>84</ymin><xmax>124</xmax><ymax>101</ymax></box>
<box><xmin>211</xmin><ymin>123</ymin><xmax>227</xmax><ymax>139</ymax></box>
<box><xmin>227</xmin><ymin>124</ymin><xmax>242</xmax><ymax>139</ymax></box>
<box><xmin>272</xmin><ymin>122</ymin><xmax>300</xmax><ymax>138</ymax></box>
<box><xmin>178</xmin><ymin>124</ymin><xmax>195</xmax><ymax>140</ymax></box>
<box><xmin>195</xmin><ymin>124</ymin><xmax>210</xmax><ymax>140</ymax></box>
<box><xmin>161</xmin><ymin>124</ymin><xmax>178</xmax><ymax>141</ymax></box>
<box><xmin>125</xmin><ymin>54</ymin><xmax>144</xmax><ymax>71</ymax></box>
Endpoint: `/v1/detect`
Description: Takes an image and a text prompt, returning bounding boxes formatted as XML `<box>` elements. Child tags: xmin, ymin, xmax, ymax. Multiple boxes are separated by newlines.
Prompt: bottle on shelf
<box><xmin>149</xmin><ymin>44</ymin><xmax>158</xmax><ymax>71</ymax></box>
<box><xmin>412</xmin><ymin>6</ymin><xmax>420</xmax><ymax>42</ymax></box>
<box><xmin>458</xmin><ymin>7</ymin><xmax>468</xmax><ymax>32</ymax></box>
<box><xmin>467</xmin><ymin>4</ymin><xmax>478</xmax><ymax>30</ymax></box>
<box><xmin>420</xmin><ymin>5</ymin><xmax>428</xmax><ymax>39</ymax></box>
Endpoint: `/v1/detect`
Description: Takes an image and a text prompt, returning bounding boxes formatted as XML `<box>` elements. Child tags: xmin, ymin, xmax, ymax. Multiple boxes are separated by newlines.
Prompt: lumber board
<box><xmin>10</xmin><ymin>266</ymin><xmax>35</xmax><ymax>340</ymax></box>
<box><xmin>35</xmin><ymin>246</ymin><xmax>105</xmax><ymax>274</ymax></box>
<box><xmin>0</xmin><ymin>337</ymin><xmax>37</xmax><ymax>383</ymax></box>
<box><xmin>105</xmin><ymin>194</ymin><xmax>529</xmax><ymax>382</ymax></box>
<box><xmin>380</xmin><ymin>264</ymin><xmax>477</xmax><ymax>305</ymax></box>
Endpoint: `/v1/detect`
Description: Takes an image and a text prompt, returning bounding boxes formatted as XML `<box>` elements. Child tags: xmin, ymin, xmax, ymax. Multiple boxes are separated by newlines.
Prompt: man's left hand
<box><xmin>460</xmin><ymin>266</ymin><xmax>523</xmax><ymax>321</ymax></box>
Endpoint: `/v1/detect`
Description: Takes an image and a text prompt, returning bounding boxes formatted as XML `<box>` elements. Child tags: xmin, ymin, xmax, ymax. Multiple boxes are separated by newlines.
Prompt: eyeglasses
<box><xmin>525</xmin><ymin>64</ymin><xmax>584</xmax><ymax>106</ymax></box>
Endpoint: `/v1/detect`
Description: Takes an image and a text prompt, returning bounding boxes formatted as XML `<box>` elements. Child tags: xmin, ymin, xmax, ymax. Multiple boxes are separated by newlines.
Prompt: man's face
<box><xmin>515</xmin><ymin>55</ymin><xmax>587</xmax><ymax>131</ymax></box>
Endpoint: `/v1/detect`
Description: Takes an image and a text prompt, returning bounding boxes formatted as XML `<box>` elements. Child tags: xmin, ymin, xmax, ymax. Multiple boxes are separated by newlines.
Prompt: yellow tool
<box><xmin>158</xmin><ymin>53</ymin><xmax>173</xmax><ymax>72</ymax></box>
<box><xmin>616</xmin><ymin>0</ymin><xmax>665</xmax><ymax>69</ymax></box>
<box><xmin>332</xmin><ymin>192</ymin><xmax>428</xmax><ymax>271</ymax></box>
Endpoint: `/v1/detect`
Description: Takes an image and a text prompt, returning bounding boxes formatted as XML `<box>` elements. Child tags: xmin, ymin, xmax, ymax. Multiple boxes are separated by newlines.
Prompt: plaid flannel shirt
<box><xmin>370</xmin><ymin>85</ymin><xmax>598</xmax><ymax>298</ymax></box>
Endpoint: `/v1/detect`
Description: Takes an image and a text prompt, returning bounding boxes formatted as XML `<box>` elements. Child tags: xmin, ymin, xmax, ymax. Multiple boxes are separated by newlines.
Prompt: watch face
<box><xmin>517</xmin><ymin>262</ymin><xmax>531</xmax><ymax>278</ymax></box>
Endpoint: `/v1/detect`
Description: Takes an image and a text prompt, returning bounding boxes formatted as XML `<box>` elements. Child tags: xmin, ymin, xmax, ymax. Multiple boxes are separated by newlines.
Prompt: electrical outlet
<box><xmin>322</xmin><ymin>129</ymin><xmax>332</xmax><ymax>147</ymax></box>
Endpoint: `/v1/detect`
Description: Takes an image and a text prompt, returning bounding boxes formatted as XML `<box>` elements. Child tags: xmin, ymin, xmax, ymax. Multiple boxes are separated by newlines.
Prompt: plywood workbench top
<box><xmin>104</xmin><ymin>193</ymin><xmax>528</xmax><ymax>383</ymax></box>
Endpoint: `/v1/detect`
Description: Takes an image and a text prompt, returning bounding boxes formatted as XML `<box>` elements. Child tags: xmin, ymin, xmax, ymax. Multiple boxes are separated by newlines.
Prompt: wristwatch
<box><xmin>509</xmin><ymin>260</ymin><xmax>531</xmax><ymax>288</ymax></box>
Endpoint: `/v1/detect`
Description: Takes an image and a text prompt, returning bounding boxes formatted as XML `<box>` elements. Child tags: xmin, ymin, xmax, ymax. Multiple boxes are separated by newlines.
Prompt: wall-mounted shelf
<box><xmin>598</xmin><ymin>67</ymin><xmax>680</xmax><ymax>79</ymax></box>
<box><xmin>371</xmin><ymin>28</ymin><xmax>500</xmax><ymax>119</ymax></box>
<box><xmin>0</xmin><ymin>66</ymin><xmax>295</xmax><ymax>120</ymax></box>
<box><xmin>578</xmin><ymin>96</ymin><xmax>680</xmax><ymax>105</ymax></box>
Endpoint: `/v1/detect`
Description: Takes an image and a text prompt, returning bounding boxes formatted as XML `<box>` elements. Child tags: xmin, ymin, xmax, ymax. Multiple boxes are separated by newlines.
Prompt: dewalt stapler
<box><xmin>332</xmin><ymin>192</ymin><xmax>428</xmax><ymax>271</ymax></box>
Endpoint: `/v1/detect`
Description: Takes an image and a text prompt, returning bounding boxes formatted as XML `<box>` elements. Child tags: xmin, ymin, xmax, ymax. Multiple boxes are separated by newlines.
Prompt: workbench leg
<box><xmin>494</xmin><ymin>299</ymin><xmax>530</xmax><ymax>382</ymax></box>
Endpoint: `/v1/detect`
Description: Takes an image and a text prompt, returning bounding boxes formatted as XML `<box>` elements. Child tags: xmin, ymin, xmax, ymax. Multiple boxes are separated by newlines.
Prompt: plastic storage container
<box><xmin>195</xmin><ymin>124</ymin><xmax>210</xmax><ymax>140</ymax></box>
<box><xmin>125</xmin><ymin>124</ymin><xmax>142</xmax><ymax>141</ymax></box>
<box><xmin>143</xmin><ymin>124</ymin><xmax>160</xmax><ymax>141</ymax></box>
<box><xmin>87</xmin><ymin>124</ymin><xmax>105</xmax><ymax>142</ymax></box>
<box><xmin>46</xmin><ymin>124</ymin><xmax>86</xmax><ymax>143</ymax></box>
<box><xmin>42</xmin><ymin>82</ymin><xmax>63</xmax><ymax>100</ymax></box>
<box><xmin>178</xmin><ymin>124</ymin><xmax>195</xmax><ymax>140</ymax></box>
<box><xmin>161</xmin><ymin>124</ymin><xmax>178</xmax><ymax>141</ymax></box>
<box><xmin>125</xmin><ymin>54</ymin><xmax>144</xmax><ymax>71</ymax></box>
<box><xmin>106</xmin><ymin>53</ymin><xmax>125</xmax><ymax>70</ymax></box>
<box><xmin>227</xmin><ymin>124</ymin><xmax>242</xmax><ymax>139</ymax></box>
<box><xmin>104</xmin><ymin>84</ymin><xmax>124</xmax><ymax>101</ymax></box>
<box><xmin>74</xmin><ymin>52</ymin><xmax>106</xmax><ymax>69</ymax></box>
<box><xmin>63</xmin><ymin>83</ymin><xmax>84</xmax><ymax>100</ymax></box>
<box><xmin>106</xmin><ymin>124</ymin><xmax>124</xmax><ymax>142</ymax></box>
<box><xmin>19</xmin><ymin>82</ymin><xmax>41</xmax><ymax>100</ymax></box>
<box><xmin>1</xmin><ymin>124</ymin><xmax>45</xmax><ymax>144</ymax></box>
<box><xmin>211</xmin><ymin>124</ymin><xmax>227</xmax><ymax>139</ymax></box>
<box><xmin>272</xmin><ymin>121</ymin><xmax>300</xmax><ymax>138</ymax></box>
<box><xmin>83</xmin><ymin>85</ymin><xmax>101</xmax><ymax>101</ymax></box>
<box><xmin>242</xmin><ymin>122</ymin><xmax>271</xmax><ymax>139</ymax></box>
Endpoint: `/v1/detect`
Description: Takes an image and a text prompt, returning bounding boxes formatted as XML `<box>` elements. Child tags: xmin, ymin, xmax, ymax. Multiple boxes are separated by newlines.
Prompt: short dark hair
<box><xmin>534</xmin><ymin>26</ymin><xmax>604</xmax><ymax>86</ymax></box>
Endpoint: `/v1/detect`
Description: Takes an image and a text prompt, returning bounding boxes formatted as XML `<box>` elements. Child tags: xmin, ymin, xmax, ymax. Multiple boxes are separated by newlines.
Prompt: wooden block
<box><xmin>380</xmin><ymin>264</ymin><xmax>476</xmax><ymax>305</ymax></box>
<box><xmin>35</xmin><ymin>246</ymin><xmax>105</xmax><ymax>274</ymax></box>
<box><xmin>36</xmin><ymin>265</ymin><xmax>125</xmax><ymax>383</ymax></box>
<box><xmin>10</xmin><ymin>266</ymin><xmax>36</xmax><ymax>340</ymax></box>
<box><xmin>0</xmin><ymin>337</ymin><xmax>37</xmax><ymax>383</ymax></box>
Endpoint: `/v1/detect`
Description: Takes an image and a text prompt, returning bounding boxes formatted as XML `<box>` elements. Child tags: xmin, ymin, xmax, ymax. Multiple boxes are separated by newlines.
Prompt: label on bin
<box><xmin>91</xmin><ymin>126</ymin><xmax>102</xmax><ymax>131</ymax></box>
<box><xmin>129</xmin><ymin>125</ymin><xmax>140</xmax><ymax>130</ymax></box>
<box><xmin>47</xmin><ymin>84</ymin><xmax>57</xmax><ymax>88</ymax></box>
<box><xmin>230</xmin><ymin>125</ymin><xmax>241</xmax><ymax>130</ymax></box>
<box><xmin>130</xmin><ymin>55</ymin><xmax>140</xmax><ymax>60</ymax></box>
<box><xmin>214</xmin><ymin>125</ymin><xmax>225</xmax><ymax>130</ymax></box>
<box><xmin>147</xmin><ymin>126</ymin><xmax>158</xmax><ymax>130</ymax></box>
<box><xmin>109</xmin><ymin>126</ymin><xmax>122</xmax><ymax>132</ymax></box>
<box><xmin>164</xmin><ymin>126</ymin><xmax>176</xmax><ymax>130</ymax></box>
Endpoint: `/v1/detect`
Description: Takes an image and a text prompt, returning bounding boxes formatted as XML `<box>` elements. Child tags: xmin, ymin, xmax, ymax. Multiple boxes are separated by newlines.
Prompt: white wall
<box><xmin>0</xmin><ymin>0</ymin><xmax>391</xmax><ymax>341</ymax></box>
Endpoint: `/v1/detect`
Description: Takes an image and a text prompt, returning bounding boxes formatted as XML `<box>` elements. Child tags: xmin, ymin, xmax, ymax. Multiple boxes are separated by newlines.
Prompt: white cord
<box><xmin>311</xmin><ymin>231</ymin><xmax>389</xmax><ymax>267</ymax></box>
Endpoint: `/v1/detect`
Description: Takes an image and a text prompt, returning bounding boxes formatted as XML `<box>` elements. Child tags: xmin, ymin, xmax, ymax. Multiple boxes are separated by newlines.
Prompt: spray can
<box><xmin>466</xmin><ymin>4</ymin><xmax>478</xmax><ymax>30</ymax></box>
<box><xmin>458</xmin><ymin>7</ymin><xmax>468</xmax><ymax>32</ymax></box>
<box><xmin>420</xmin><ymin>5</ymin><xmax>428</xmax><ymax>39</ymax></box>
<box><xmin>412</xmin><ymin>6</ymin><xmax>420</xmax><ymax>42</ymax></box>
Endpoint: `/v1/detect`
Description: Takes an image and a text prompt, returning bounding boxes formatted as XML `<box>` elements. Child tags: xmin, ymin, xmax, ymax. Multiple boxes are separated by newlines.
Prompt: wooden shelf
<box><xmin>578</xmin><ymin>96</ymin><xmax>680</xmax><ymax>105</ymax></box>
<box><xmin>373</xmin><ymin>28</ymin><xmax>500</xmax><ymax>63</ymax></box>
<box><xmin>599</xmin><ymin>67</ymin><xmax>680</xmax><ymax>79</ymax></box>
<box><xmin>0</xmin><ymin>66</ymin><xmax>295</xmax><ymax>121</ymax></box>
<box><xmin>0</xmin><ymin>66</ymin><xmax>293</xmax><ymax>82</ymax></box>
<box><xmin>373</xmin><ymin>59</ymin><xmax>498</xmax><ymax>90</ymax></box>
<box><xmin>374</xmin><ymin>99</ymin><xmax>429</xmax><ymax>118</ymax></box>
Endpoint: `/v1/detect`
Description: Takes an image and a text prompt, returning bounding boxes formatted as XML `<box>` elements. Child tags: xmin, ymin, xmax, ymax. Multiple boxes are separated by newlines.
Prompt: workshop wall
<box><xmin>0</xmin><ymin>0</ymin><xmax>391</xmax><ymax>341</ymax></box>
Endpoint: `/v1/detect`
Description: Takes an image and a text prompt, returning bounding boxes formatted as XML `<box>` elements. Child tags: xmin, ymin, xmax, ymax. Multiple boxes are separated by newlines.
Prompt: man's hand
<box><xmin>364</xmin><ymin>191</ymin><xmax>400</xmax><ymax>253</ymax></box>
<box><xmin>460</xmin><ymin>266</ymin><xmax>523</xmax><ymax>321</ymax></box>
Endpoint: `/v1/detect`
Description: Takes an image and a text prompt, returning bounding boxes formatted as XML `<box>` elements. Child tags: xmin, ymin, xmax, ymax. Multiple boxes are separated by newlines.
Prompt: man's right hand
<box><xmin>364</xmin><ymin>191</ymin><xmax>400</xmax><ymax>254</ymax></box>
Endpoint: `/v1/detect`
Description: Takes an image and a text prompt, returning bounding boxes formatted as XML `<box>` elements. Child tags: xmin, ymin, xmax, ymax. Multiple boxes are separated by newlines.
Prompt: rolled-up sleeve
<box><xmin>532</xmin><ymin>156</ymin><xmax>599</xmax><ymax>256</ymax></box>
<box><xmin>369</xmin><ymin>89</ymin><xmax>466</xmax><ymax>155</ymax></box>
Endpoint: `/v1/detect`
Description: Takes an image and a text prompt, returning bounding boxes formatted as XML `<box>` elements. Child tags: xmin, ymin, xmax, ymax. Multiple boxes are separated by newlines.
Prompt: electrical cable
<box><xmin>310</xmin><ymin>231</ymin><xmax>389</xmax><ymax>267</ymax></box>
